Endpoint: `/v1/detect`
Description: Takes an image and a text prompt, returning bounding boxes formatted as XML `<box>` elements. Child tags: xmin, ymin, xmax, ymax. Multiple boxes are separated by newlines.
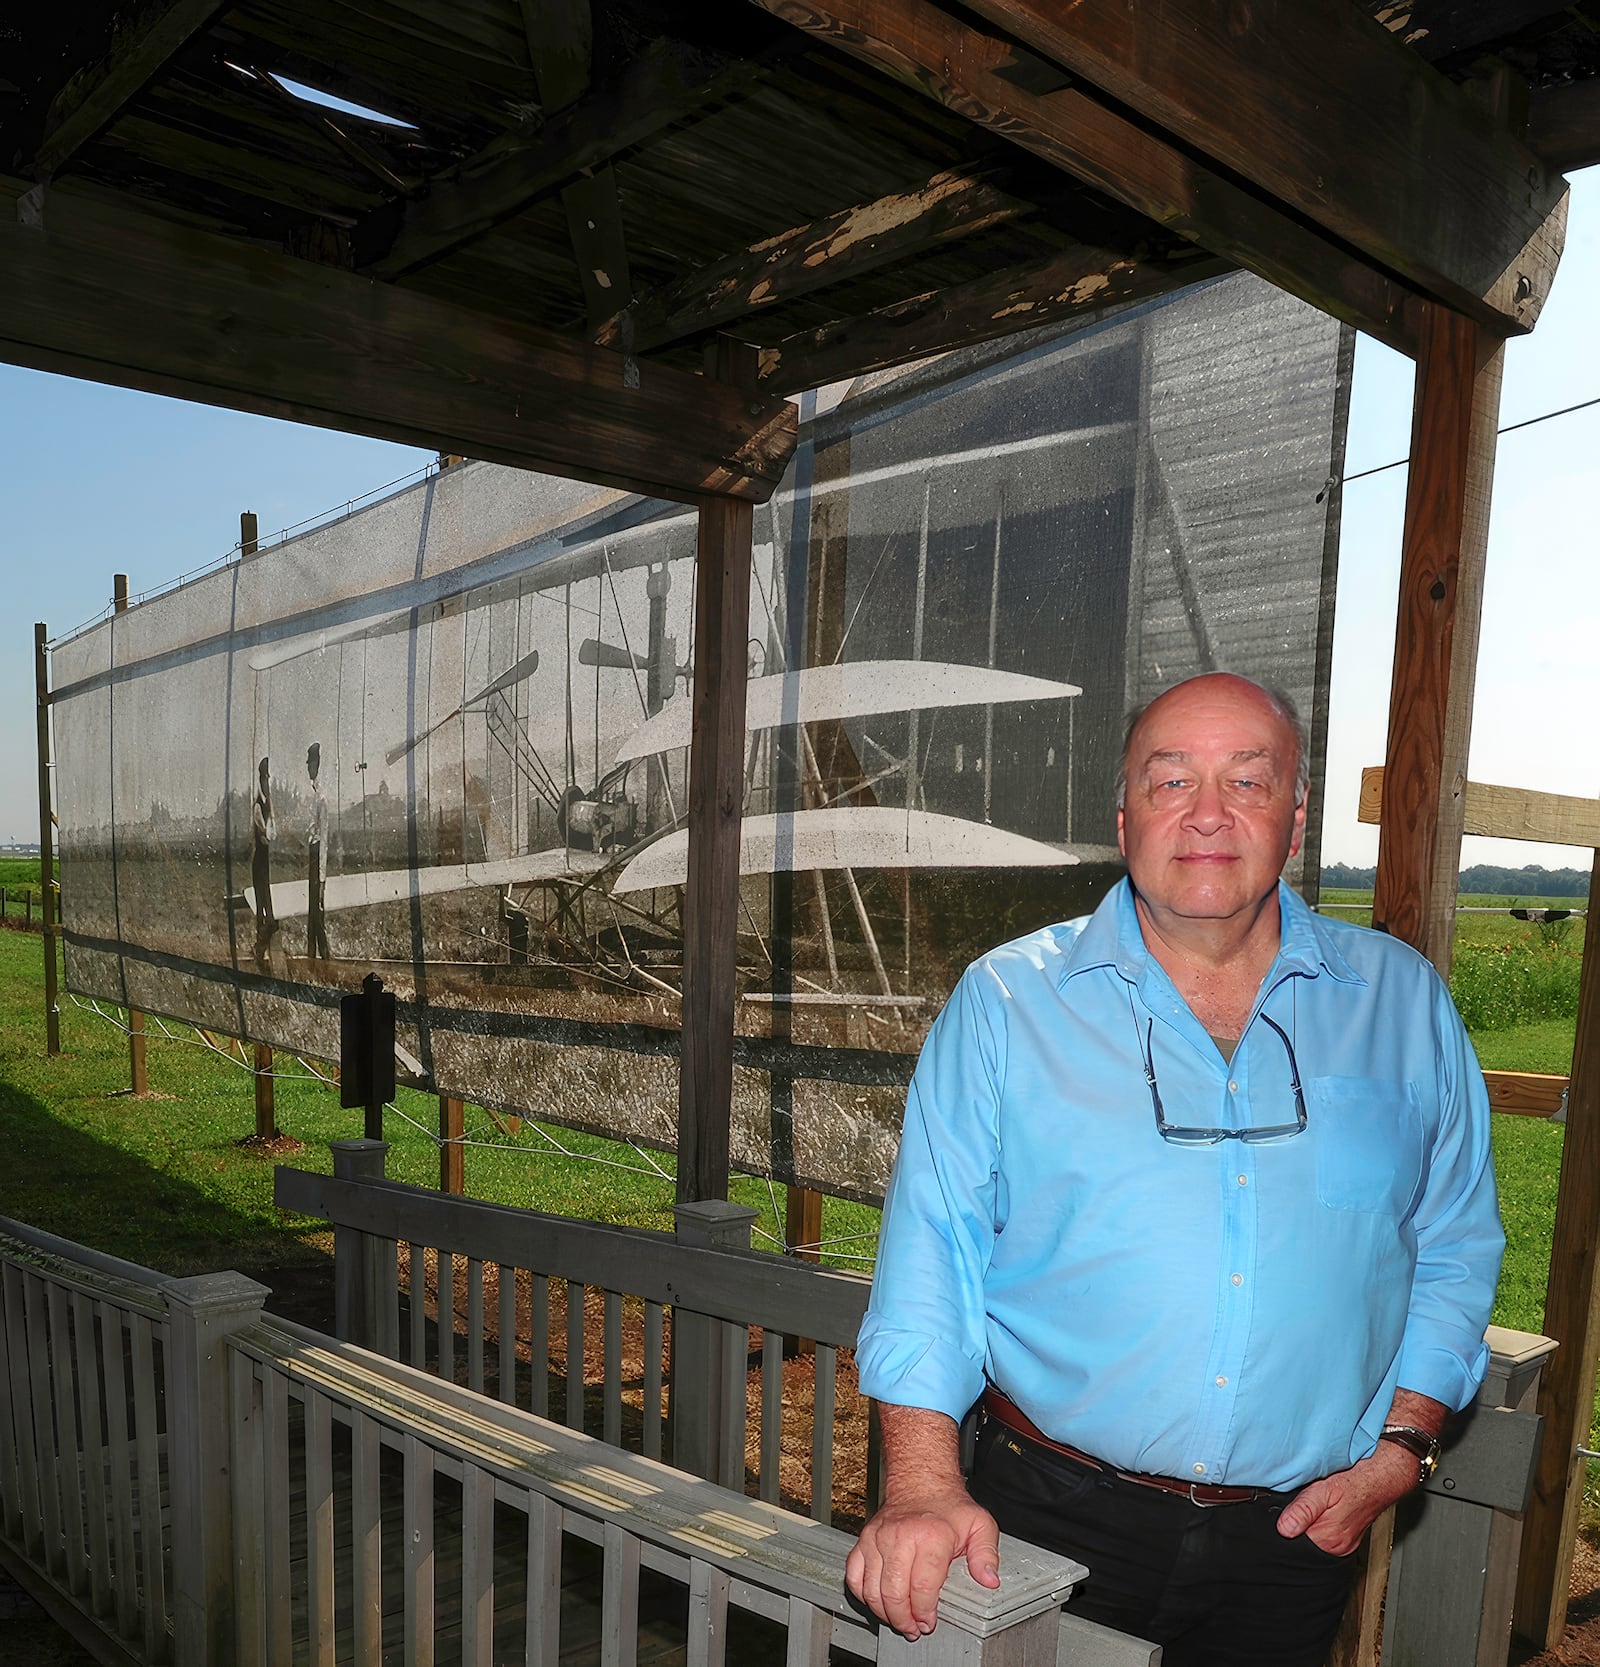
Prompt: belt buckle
<box><xmin>1188</xmin><ymin>1482</ymin><xmax>1232</xmax><ymax>1508</ymax></box>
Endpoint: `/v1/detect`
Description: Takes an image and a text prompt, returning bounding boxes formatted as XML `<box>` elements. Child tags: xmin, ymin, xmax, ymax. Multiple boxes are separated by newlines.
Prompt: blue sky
<box><xmin>2</xmin><ymin>166</ymin><xmax>1595</xmax><ymax>870</ymax></box>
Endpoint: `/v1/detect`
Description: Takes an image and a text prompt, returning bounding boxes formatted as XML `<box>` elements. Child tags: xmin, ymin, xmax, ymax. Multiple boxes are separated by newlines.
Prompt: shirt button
<box><xmin>1231</xmin><ymin>1273</ymin><xmax>1243</xmax><ymax>1287</ymax></box>
<box><xmin>1228</xmin><ymin>1080</ymin><xmax>1239</xmax><ymax>1093</ymax></box>
<box><xmin>1237</xmin><ymin>1174</ymin><xmax>1249</xmax><ymax>1187</ymax></box>
<box><xmin>1192</xmin><ymin>1463</ymin><xmax>1207</xmax><ymax>1476</ymax></box>
<box><xmin>1215</xmin><ymin>1375</ymin><xmax>1228</xmax><ymax>1388</ymax></box>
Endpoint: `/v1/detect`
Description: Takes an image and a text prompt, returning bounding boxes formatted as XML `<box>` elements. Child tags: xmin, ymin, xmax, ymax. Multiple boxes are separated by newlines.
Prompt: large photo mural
<box><xmin>51</xmin><ymin>272</ymin><xmax>1351</xmax><ymax>1201</ymax></box>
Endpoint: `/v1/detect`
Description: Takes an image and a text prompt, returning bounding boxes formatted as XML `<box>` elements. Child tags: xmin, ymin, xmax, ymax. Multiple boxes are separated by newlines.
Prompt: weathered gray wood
<box><xmin>760</xmin><ymin>1330</ymin><xmax>782</xmax><ymax>1505</ymax></box>
<box><xmin>720</xmin><ymin>1318</ymin><xmax>748</xmax><ymax>1492</ymax></box>
<box><xmin>567</xmin><ymin>1280</ymin><xmax>587</xmax><ymax>1432</ymax></box>
<box><xmin>276</xmin><ymin>1168</ymin><xmax>873</xmax><ymax>1346</ymax></box>
<box><xmin>1384</xmin><ymin>1489</ymin><xmax>1498</xmax><ymax>1667</ymax></box>
<box><xmin>688</xmin><ymin>1557</ymin><xmax>732</xmax><ymax>1667</ymax></box>
<box><xmin>602</xmin><ymin>1520</ymin><xmax>641</xmax><ymax>1667</ymax></box>
<box><xmin>439</xmin><ymin>1251</ymin><xmax>456</xmax><ymax>1385</ymax></box>
<box><xmin>377</xmin><ymin>1237</ymin><xmax>400</xmax><ymax>1360</ymax></box>
<box><xmin>127</xmin><ymin>1310</ymin><xmax>166</xmax><ymax>1660</ymax></box>
<box><xmin>96</xmin><ymin>1301</ymin><xmax>138</xmax><ymax>1641</ymax></box>
<box><xmin>643</xmin><ymin>1304</ymin><xmax>664</xmax><ymax>1463</ymax></box>
<box><xmin>0</xmin><ymin>1219</ymin><xmax>165</xmax><ymax>1291</ymax></box>
<box><xmin>531</xmin><ymin>1274</ymin><xmax>551</xmax><ymax>1420</ymax></box>
<box><xmin>228</xmin><ymin>1354</ymin><xmax>264</xmax><ymax>1667</ymax></box>
<box><xmin>786</xmin><ymin>1596</ymin><xmax>833</xmax><ymax>1667</ymax></box>
<box><xmin>305</xmin><ymin>1388</ymin><xmax>336</xmax><ymax>1667</ymax></box>
<box><xmin>23</xmin><ymin>1273</ymin><xmax>63</xmax><ymax>1576</ymax></box>
<box><xmin>162</xmin><ymin>1269</ymin><xmax>270</xmax><ymax>1667</ymax></box>
<box><xmin>262</xmin><ymin>1369</ymin><xmax>291</xmax><ymax>1667</ymax></box>
<box><xmin>409</xmin><ymin>1242</ymin><xmax>427</xmax><ymax>1370</ymax></box>
<box><xmin>403</xmin><ymin>1435</ymin><xmax>436</xmax><ymax>1667</ymax></box>
<box><xmin>462</xmin><ymin>1461</ymin><xmax>495</xmax><ymax>1667</ymax></box>
<box><xmin>811</xmin><ymin>1344</ymin><xmax>836</xmax><ymax>1525</ymax></box>
<box><xmin>604</xmin><ymin>1290</ymin><xmax>623</xmax><ymax>1448</ymax></box>
<box><xmin>351</xmin><ymin>1409</ymin><xmax>382</xmax><ymax>1665</ymax></box>
<box><xmin>1055</xmin><ymin>1611</ymin><xmax>1163</xmax><ymax>1666</ymax></box>
<box><xmin>498</xmin><ymin>1263</ymin><xmax>517</xmax><ymax>1407</ymax></box>
<box><xmin>70</xmin><ymin>1290</ymin><xmax>110</xmax><ymax>1614</ymax></box>
<box><xmin>332</xmin><ymin>1141</ymin><xmax>390</xmax><ymax>1352</ymax></box>
<box><xmin>0</xmin><ymin>1263</ymin><xmax>22</xmax><ymax>1543</ymax></box>
<box><xmin>1</xmin><ymin>1263</ymin><xmax>40</xmax><ymax>1551</ymax></box>
<box><xmin>467</xmin><ymin>1257</ymin><xmax>485</xmax><ymax>1394</ymax></box>
<box><xmin>46</xmin><ymin>1279</ymin><xmax>87</xmax><ymax>1593</ymax></box>
<box><xmin>0</xmin><ymin>1538</ymin><xmax>145</xmax><ymax>1667</ymax></box>
<box><xmin>1425</xmin><ymin>1405</ymin><xmax>1544</xmax><ymax>1513</ymax></box>
<box><xmin>525</xmin><ymin>1491</ymin><xmax>563</xmax><ymax>1663</ymax></box>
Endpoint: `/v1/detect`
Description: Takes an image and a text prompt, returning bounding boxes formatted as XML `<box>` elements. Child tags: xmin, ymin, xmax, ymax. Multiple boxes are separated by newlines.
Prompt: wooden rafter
<box><xmin>33</xmin><ymin>0</ymin><xmax>227</xmax><ymax>180</ymax></box>
<box><xmin>1530</xmin><ymin>77</ymin><xmax>1600</xmax><ymax>174</ymax></box>
<box><xmin>358</xmin><ymin>36</ymin><xmax>770</xmax><ymax>281</ymax></box>
<box><xmin>745</xmin><ymin>0</ymin><xmax>1424</xmax><ymax>356</ymax></box>
<box><xmin>759</xmin><ymin>238</ymin><xmax>1230</xmax><ymax>394</ymax></box>
<box><xmin>596</xmin><ymin>167</ymin><xmax>1028</xmax><ymax>355</ymax></box>
<box><xmin>962</xmin><ymin>0</ymin><xmax>1566</xmax><ymax>330</ymax></box>
<box><xmin>0</xmin><ymin>177</ymin><xmax>796</xmax><ymax>504</ymax></box>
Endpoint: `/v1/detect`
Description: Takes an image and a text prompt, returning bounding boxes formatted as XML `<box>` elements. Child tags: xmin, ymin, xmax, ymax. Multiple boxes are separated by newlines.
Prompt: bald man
<box><xmin>850</xmin><ymin>673</ymin><xmax>1501</xmax><ymax>1667</ymax></box>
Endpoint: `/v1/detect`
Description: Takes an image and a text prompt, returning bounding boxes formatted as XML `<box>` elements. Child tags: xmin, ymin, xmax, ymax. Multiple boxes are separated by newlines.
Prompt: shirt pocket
<box><xmin>1309</xmin><ymin>1077</ymin><xmax>1423</xmax><ymax>1216</ymax></box>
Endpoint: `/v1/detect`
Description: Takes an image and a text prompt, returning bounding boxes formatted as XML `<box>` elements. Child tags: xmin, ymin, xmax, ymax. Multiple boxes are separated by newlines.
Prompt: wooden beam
<box><xmin>1371</xmin><ymin>306</ymin><xmax>1502</xmax><ymax>972</ymax></box>
<box><xmin>747</xmin><ymin>0</ymin><xmax>1426</xmax><ymax>354</ymax></box>
<box><xmin>0</xmin><ymin>178</ymin><xmax>796</xmax><ymax>505</ymax></box>
<box><xmin>34</xmin><ymin>0</ymin><xmax>226</xmax><ymax>179</ymax></box>
<box><xmin>962</xmin><ymin>0</ymin><xmax>1564</xmax><ymax>332</ymax></box>
<box><xmin>1529</xmin><ymin>77</ymin><xmax>1600</xmax><ymax>176</ymax></box>
<box><xmin>678</xmin><ymin>341</ymin><xmax>759</xmax><ymax>1204</ymax></box>
<box><xmin>1515</xmin><ymin>848</ymin><xmax>1600</xmax><ymax>1650</ymax></box>
<box><xmin>759</xmin><ymin>239</ymin><xmax>1228</xmax><ymax>395</ymax></box>
<box><xmin>1483</xmin><ymin>1071</ymin><xmax>1569</xmax><ymax>1120</ymax></box>
<box><xmin>359</xmin><ymin>37</ymin><xmax>764</xmax><ymax>281</ymax></box>
<box><xmin>440</xmin><ymin>1095</ymin><xmax>465</xmax><ymax>1195</ymax></box>
<box><xmin>597</xmin><ymin>168</ymin><xmax>1027</xmax><ymax>355</ymax></box>
<box><xmin>1360</xmin><ymin>766</ymin><xmax>1600</xmax><ymax>849</ymax></box>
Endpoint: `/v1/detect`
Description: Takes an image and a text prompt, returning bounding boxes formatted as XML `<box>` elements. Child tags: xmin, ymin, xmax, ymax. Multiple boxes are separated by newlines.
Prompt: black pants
<box><xmin>968</xmin><ymin>1419</ymin><xmax>1358</xmax><ymax>1667</ymax></box>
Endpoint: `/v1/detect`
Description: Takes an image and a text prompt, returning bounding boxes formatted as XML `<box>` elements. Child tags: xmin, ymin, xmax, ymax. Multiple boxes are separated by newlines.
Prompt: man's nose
<box><xmin>1183</xmin><ymin>779</ymin><xmax>1232</xmax><ymax>833</ymax></box>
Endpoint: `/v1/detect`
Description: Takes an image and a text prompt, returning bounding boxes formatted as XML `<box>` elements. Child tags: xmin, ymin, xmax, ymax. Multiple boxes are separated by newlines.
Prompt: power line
<box><xmin>1342</xmin><ymin>392</ymin><xmax>1600</xmax><ymax>487</ymax></box>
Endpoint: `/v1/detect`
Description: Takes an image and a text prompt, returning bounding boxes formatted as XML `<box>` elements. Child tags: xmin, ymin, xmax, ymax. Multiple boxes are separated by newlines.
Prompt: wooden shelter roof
<box><xmin>1</xmin><ymin>1</ymin><xmax>1594</xmax><ymax>502</ymax></box>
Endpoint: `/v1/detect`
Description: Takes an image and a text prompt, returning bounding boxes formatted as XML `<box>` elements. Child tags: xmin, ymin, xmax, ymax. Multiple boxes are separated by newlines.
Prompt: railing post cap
<box><xmin>674</xmin><ymin>1199</ymin><xmax>760</xmax><ymax>1247</ymax></box>
<box><xmin>934</xmin><ymin>1534</ymin><xmax>1087</xmax><ymax>1638</ymax></box>
<box><xmin>159</xmin><ymin>1269</ymin><xmax>272</xmax><ymax>1319</ymax></box>
<box><xmin>331</xmin><ymin>1137</ymin><xmax>391</xmax><ymax>1178</ymax></box>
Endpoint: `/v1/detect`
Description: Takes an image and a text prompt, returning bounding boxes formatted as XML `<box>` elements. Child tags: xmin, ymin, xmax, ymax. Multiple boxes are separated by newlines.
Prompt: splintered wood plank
<box><xmin>404</xmin><ymin>1436</ymin><xmax>436</xmax><ymax>1667</ymax></box>
<box><xmin>462</xmin><ymin>1462</ymin><xmax>495</xmax><ymax>1667</ymax></box>
<box><xmin>127</xmin><ymin>1310</ymin><xmax>166</xmax><ymax>1659</ymax></box>
<box><xmin>601</xmin><ymin>1522</ymin><xmax>640</xmax><ymax>1667</ymax></box>
<box><xmin>811</xmin><ymin>1346</ymin><xmax>836</xmax><ymax>1525</ymax></box>
<box><xmin>760</xmin><ymin>1332</ymin><xmax>782</xmax><ymax>1505</ymax></box>
<box><xmin>526</xmin><ymin>1493</ymin><xmax>563</xmax><ymax>1663</ymax></box>
<box><xmin>263</xmin><ymin>1370</ymin><xmax>292</xmax><ymax>1667</ymax></box>
<box><xmin>305</xmin><ymin>1389</ymin><xmax>336</xmax><ymax>1667</ymax></box>
<box><xmin>468</xmin><ymin>1258</ymin><xmax>485</xmax><ymax>1394</ymax></box>
<box><xmin>499</xmin><ymin>1264</ymin><xmax>518</xmax><ymax>1407</ymax></box>
<box><xmin>352</xmin><ymin>1410</ymin><xmax>383</xmax><ymax>1665</ymax></box>
<box><xmin>642</xmin><ymin>1305</ymin><xmax>663</xmax><ymax>1463</ymax></box>
<box><xmin>95</xmin><ymin>1302</ymin><xmax>137</xmax><ymax>1641</ymax></box>
<box><xmin>603</xmin><ymin>1291</ymin><xmax>623</xmax><ymax>1449</ymax></box>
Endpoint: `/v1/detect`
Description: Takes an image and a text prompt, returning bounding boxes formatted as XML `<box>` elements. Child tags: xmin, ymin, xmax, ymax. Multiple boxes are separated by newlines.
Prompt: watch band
<box><xmin>1379</xmin><ymin>1424</ymin><xmax>1441</xmax><ymax>1483</ymax></box>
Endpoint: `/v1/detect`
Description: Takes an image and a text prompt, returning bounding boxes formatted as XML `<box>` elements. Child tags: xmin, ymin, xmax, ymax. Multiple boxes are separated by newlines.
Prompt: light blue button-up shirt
<box><xmin>856</xmin><ymin>879</ymin><xmax>1503</xmax><ymax>1493</ymax></box>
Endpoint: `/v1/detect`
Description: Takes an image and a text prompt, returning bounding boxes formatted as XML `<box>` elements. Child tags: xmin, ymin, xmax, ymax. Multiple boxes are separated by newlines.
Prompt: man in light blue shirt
<box><xmin>848</xmin><ymin>673</ymin><xmax>1502</xmax><ymax>1667</ymax></box>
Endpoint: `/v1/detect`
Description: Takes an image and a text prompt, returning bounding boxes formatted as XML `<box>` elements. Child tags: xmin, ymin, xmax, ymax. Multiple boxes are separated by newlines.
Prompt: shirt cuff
<box><xmin>855</xmin><ymin>1323</ymin><xmax>985</xmax><ymax>1424</ymax></box>
<box><xmin>1397</xmin><ymin>1321</ymin><xmax>1492</xmax><ymax>1413</ymax></box>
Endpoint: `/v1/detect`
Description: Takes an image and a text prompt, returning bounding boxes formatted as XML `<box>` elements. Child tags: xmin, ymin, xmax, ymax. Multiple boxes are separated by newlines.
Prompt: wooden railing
<box><xmin>276</xmin><ymin>1141</ymin><xmax>881</xmax><ymax>1522</ymax></box>
<box><xmin>0</xmin><ymin>1214</ymin><xmax>1163</xmax><ymax>1667</ymax></box>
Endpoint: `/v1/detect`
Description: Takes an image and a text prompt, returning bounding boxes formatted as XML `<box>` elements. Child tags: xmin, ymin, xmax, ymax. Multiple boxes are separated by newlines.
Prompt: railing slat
<box><xmin>47</xmin><ymin>1279</ymin><xmax>87</xmax><ymax>1594</ymax></box>
<box><xmin>378</xmin><ymin>1235</ymin><xmax>401</xmax><ymax>1358</ymax></box>
<box><xmin>525</xmin><ymin>1492</ymin><xmax>562</xmax><ymax>1663</ymax></box>
<box><xmin>96</xmin><ymin>1301</ymin><xmax>138</xmax><ymax>1641</ymax></box>
<box><xmin>403</xmin><ymin>1435</ymin><xmax>436</xmax><ymax>1667</ymax></box>
<box><xmin>229</xmin><ymin>1351</ymin><xmax>265</xmax><ymax>1665</ymax></box>
<box><xmin>566</xmin><ymin>1280</ymin><xmax>585</xmax><ymax>1432</ymax></box>
<box><xmin>467</xmin><ymin>1257</ymin><xmax>485</xmax><ymax>1394</ymax></box>
<box><xmin>462</xmin><ymin>1460</ymin><xmax>495</xmax><ymax>1667</ymax></box>
<box><xmin>688</xmin><ymin>1557</ymin><xmax>731</xmax><ymax>1667</ymax></box>
<box><xmin>409</xmin><ymin>1241</ymin><xmax>426</xmax><ymax>1369</ymax></box>
<box><xmin>601</xmin><ymin>1519</ymin><xmax>640</xmax><ymax>1667</ymax></box>
<box><xmin>3</xmin><ymin>1264</ymin><xmax>42</xmax><ymax>1556</ymax></box>
<box><xmin>785</xmin><ymin>1596</ymin><xmax>834</xmax><ymax>1667</ymax></box>
<box><xmin>23</xmin><ymin>1273</ymin><xmax>63</xmax><ymax>1576</ymax></box>
<box><xmin>439</xmin><ymin>1251</ymin><xmax>456</xmax><ymax>1385</ymax></box>
<box><xmin>760</xmin><ymin>1330</ymin><xmax>782</xmax><ymax>1505</ymax></box>
<box><xmin>306</xmin><ymin>1387</ymin><xmax>336</xmax><ymax>1667</ymax></box>
<box><xmin>643</xmin><ymin>1302</ymin><xmax>663</xmax><ymax>1463</ymax></box>
<box><xmin>531</xmin><ymin>1274</ymin><xmax>550</xmax><ymax>1419</ymax></box>
<box><xmin>70</xmin><ymin>1291</ymin><xmax>111</xmax><ymax>1617</ymax></box>
<box><xmin>262</xmin><ymin>1368</ymin><xmax>292</xmax><ymax>1667</ymax></box>
<box><xmin>128</xmin><ymin>1309</ymin><xmax>167</xmax><ymax>1660</ymax></box>
<box><xmin>811</xmin><ymin>1343</ymin><xmax>836</xmax><ymax>1525</ymax></box>
<box><xmin>352</xmin><ymin>1408</ymin><xmax>383</xmax><ymax>1666</ymax></box>
<box><xmin>720</xmin><ymin>1318</ymin><xmax>747</xmax><ymax>1493</ymax></box>
<box><xmin>498</xmin><ymin>1262</ymin><xmax>517</xmax><ymax>1406</ymax></box>
<box><xmin>0</xmin><ymin>1264</ymin><xmax>23</xmax><ymax>1545</ymax></box>
<box><xmin>603</xmin><ymin>1290</ymin><xmax>623</xmax><ymax>1448</ymax></box>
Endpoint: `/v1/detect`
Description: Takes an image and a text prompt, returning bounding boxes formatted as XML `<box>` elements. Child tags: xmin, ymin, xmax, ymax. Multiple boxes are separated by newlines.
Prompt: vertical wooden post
<box><xmin>677</xmin><ymin>340</ymin><xmax>757</xmax><ymax>1205</ymax></box>
<box><xmin>1371</xmin><ymin>306</ymin><xmax>1503</xmax><ymax>974</ymax></box>
<box><xmin>332</xmin><ymin>1139</ymin><xmax>391</xmax><ymax>1351</ymax></box>
<box><xmin>112</xmin><ymin>574</ymin><xmax>150</xmax><ymax>1095</ymax></box>
<box><xmin>669</xmin><ymin>1201</ymin><xmax>757</xmax><ymax>1485</ymax></box>
<box><xmin>439</xmin><ymin>1094</ymin><xmax>465</xmax><ymax>1195</ymax></box>
<box><xmin>34</xmin><ymin>623</ymin><xmax>60</xmax><ymax>1057</ymax></box>
<box><xmin>161</xmin><ymin>1269</ymin><xmax>270</xmax><ymax>1667</ymax></box>
<box><xmin>1514</xmin><ymin>846</ymin><xmax>1600</xmax><ymax>1650</ymax></box>
<box><xmin>239</xmin><ymin>511</ymin><xmax>258</xmax><ymax>558</ymax></box>
<box><xmin>252</xmin><ymin>1043</ymin><xmax>276</xmax><ymax>1140</ymax></box>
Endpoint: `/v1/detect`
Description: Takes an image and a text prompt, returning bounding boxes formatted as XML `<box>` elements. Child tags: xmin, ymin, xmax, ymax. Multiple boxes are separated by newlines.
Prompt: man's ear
<box><xmin>1116</xmin><ymin>805</ymin><xmax>1126</xmax><ymax>858</ymax></box>
<box><xmin>1288</xmin><ymin>795</ymin><xmax>1307</xmax><ymax>860</ymax></box>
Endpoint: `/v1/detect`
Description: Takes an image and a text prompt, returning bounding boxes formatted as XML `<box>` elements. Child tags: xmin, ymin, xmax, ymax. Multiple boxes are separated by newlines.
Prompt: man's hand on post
<box><xmin>847</xmin><ymin>1404</ymin><xmax>1000</xmax><ymax>1638</ymax></box>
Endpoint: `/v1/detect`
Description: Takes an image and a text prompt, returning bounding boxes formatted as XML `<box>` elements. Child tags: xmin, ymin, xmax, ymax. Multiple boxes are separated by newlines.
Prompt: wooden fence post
<box><xmin>252</xmin><ymin>1043</ymin><xmax>276</xmax><ymax>1139</ymax></box>
<box><xmin>331</xmin><ymin>1139</ymin><xmax>394</xmax><ymax>1354</ymax></box>
<box><xmin>34</xmin><ymin>623</ymin><xmax>60</xmax><ymax>1056</ymax></box>
<box><xmin>161</xmin><ymin>1269</ymin><xmax>270</xmax><ymax>1667</ymax></box>
<box><xmin>670</xmin><ymin>1200</ymin><xmax>758</xmax><ymax>1487</ymax></box>
<box><xmin>440</xmin><ymin>1095</ymin><xmax>465</xmax><ymax>1194</ymax></box>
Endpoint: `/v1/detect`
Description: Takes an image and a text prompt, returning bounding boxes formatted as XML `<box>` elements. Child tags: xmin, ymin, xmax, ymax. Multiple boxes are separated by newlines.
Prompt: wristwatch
<box><xmin>1378</xmin><ymin>1424</ymin><xmax>1442</xmax><ymax>1484</ymax></box>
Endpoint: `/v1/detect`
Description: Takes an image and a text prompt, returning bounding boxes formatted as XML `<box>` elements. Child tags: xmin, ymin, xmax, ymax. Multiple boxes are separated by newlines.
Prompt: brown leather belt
<box><xmin>980</xmin><ymin>1389</ymin><xmax>1273</xmax><ymax>1506</ymax></box>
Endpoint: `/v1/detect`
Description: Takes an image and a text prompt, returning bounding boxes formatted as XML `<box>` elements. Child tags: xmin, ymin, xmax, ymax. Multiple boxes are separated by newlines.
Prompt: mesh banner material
<box><xmin>52</xmin><ymin>272</ymin><xmax>1351</xmax><ymax>1201</ymax></box>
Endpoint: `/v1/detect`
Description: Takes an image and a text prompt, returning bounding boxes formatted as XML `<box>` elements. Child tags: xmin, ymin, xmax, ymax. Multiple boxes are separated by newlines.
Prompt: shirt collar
<box><xmin>1059</xmin><ymin>876</ymin><xmax>1367</xmax><ymax>989</ymax></box>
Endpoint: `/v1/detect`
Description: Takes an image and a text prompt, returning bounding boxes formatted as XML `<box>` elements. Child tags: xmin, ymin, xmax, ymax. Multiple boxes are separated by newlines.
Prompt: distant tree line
<box><xmin>1322</xmin><ymin>862</ymin><xmax>1591</xmax><ymax>898</ymax></box>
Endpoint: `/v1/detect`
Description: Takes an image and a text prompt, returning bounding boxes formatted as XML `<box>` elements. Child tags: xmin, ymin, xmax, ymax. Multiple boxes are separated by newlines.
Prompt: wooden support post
<box><xmin>253</xmin><ymin>1043</ymin><xmax>276</xmax><ymax>1140</ymax></box>
<box><xmin>160</xmin><ymin>1269</ymin><xmax>271</xmax><ymax>1667</ymax></box>
<box><xmin>1371</xmin><ymin>306</ymin><xmax>1503</xmax><ymax>974</ymax></box>
<box><xmin>669</xmin><ymin>1201</ymin><xmax>758</xmax><ymax>1486</ymax></box>
<box><xmin>34</xmin><ymin>623</ymin><xmax>59</xmax><ymax>1057</ymax></box>
<box><xmin>112</xmin><ymin>573</ymin><xmax>150</xmax><ymax>1094</ymax></box>
<box><xmin>331</xmin><ymin>1139</ymin><xmax>391</xmax><ymax>1352</ymax></box>
<box><xmin>1514</xmin><ymin>846</ymin><xmax>1600</xmax><ymax>1650</ymax></box>
<box><xmin>677</xmin><ymin>341</ymin><xmax>757</xmax><ymax>1205</ymax></box>
<box><xmin>439</xmin><ymin>1095</ymin><xmax>465</xmax><ymax>1195</ymax></box>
